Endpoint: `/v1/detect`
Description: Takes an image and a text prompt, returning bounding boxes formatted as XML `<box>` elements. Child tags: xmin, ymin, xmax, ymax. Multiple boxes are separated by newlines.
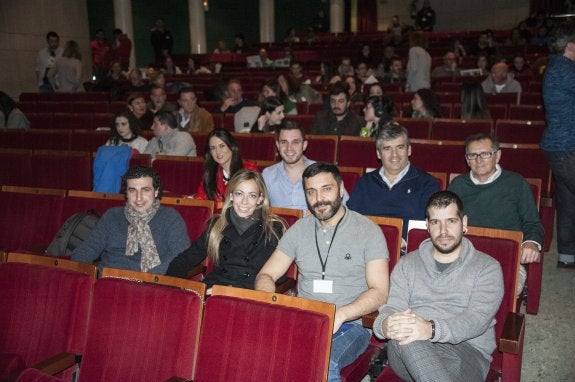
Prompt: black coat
<box><xmin>167</xmin><ymin>213</ymin><xmax>284</xmax><ymax>289</ymax></box>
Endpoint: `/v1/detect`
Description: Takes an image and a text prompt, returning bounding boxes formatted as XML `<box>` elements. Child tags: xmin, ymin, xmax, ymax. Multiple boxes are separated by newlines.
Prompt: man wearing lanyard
<box><xmin>256</xmin><ymin>162</ymin><xmax>390</xmax><ymax>382</ymax></box>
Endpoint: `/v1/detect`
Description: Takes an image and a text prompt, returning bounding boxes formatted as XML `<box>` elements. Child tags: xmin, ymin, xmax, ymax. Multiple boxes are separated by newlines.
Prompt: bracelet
<box><xmin>429</xmin><ymin>320</ymin><xmax>435</xmax><ymax>340</ymax></box>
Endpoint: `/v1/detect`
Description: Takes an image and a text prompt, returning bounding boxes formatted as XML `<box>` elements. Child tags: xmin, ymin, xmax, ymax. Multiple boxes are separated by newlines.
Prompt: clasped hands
<box><xmin>382</xmin><ymin>309</ymin><xmax>432</xmax><ymax>345</ymax></box>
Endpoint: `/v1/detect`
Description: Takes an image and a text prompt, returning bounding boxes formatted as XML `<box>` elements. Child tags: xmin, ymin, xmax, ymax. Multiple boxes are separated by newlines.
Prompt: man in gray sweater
<box><xmin>373</xmin><ymin>191</ymin><xmax>503</xmax><ymax>382</ymax></box>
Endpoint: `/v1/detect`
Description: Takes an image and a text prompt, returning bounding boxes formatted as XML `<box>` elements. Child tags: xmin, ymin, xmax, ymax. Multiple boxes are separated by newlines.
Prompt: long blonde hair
<box><xmin>206</xmin><ymin>169</ymin><xmax>286</xmax><ymax>264</ymax></box>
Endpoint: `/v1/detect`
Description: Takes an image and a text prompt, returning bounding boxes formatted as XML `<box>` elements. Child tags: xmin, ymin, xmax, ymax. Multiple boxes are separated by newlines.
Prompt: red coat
<box><xmin>195</xmin><ymin>160</ymin><xmax>259</xmax><ymax>201</ymax></box>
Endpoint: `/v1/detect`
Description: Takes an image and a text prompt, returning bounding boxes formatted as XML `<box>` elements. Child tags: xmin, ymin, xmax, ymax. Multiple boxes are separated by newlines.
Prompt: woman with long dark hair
<box><xmin>105</xmin><ymin>109</ymin><xmax>148</xmax><ymax>153</ymax></box>
<box><xmin>250</xmin><ymin>96</ymin><xmax>285</xmax><ymax>133</ymax></box>
<box><xmin>168</xmin><ymin>169</ymin><xmax>286</xmax><ymax>289</ymax></box>
<box><xmin>409</xmin><ymin>88</ymin><xmax>442</xmax><ymax>118</ymax></box>
<box><xmin>195</xmin><ymin>129</ymin><xmax>258</xmax><ymax>201</ymax></box>
<box><xmin>460</xmin><ymin>82</ymin><xmax>491</xmax><ymax>120</ymax></box>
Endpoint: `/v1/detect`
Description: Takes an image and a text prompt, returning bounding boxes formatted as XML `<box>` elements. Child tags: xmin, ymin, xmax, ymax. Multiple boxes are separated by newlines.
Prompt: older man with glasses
<box><xmin>448</xmin><ymin>133</ymin><xmax>543</xmax><ymax>293</ymax></box>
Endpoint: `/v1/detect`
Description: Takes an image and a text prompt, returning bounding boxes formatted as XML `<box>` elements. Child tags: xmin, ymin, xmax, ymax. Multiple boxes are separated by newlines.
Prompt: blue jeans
<box><xmin>544</xmin><ymin>150</ymin><xmax>575</xmax><ymax>256</ymax></box>
<box><xmin>328</xmin><ymin>322</ymin><xmax>370</xmax><ymax>382</ymax></box>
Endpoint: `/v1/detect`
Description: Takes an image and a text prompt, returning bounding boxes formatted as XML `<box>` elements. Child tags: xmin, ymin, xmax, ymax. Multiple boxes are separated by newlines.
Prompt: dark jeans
<box><xmin>544</xmin><ymin>150</ymin><xmax>575</xmax><ymax>255</ymax></box>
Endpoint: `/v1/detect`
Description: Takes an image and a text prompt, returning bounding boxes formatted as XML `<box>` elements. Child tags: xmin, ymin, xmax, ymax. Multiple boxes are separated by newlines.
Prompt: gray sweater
<box><xmin>373</xmin><ymin>237</ymin><xmax>503</xmax><ymax>362</ymax></box>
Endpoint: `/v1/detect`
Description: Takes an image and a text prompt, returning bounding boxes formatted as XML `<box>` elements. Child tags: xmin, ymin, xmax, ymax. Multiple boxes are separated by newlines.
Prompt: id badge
<box><xmin>313</xmin><ymin>279</ymin><xmax>333</xmax><ymax>293</ymax></box>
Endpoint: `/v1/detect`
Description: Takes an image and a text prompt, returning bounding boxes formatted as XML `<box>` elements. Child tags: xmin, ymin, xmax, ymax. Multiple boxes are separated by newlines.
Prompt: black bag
<box><xmin>46</xmin><ymin>210</ymin><xmax>100</xmax><ymax>256</ymax></box>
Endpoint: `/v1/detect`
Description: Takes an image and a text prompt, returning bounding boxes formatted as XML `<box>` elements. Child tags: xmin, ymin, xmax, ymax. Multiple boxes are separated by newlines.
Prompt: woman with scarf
<box><xmin>168</xmin><ymin>169</ymin><xmax>286</xmax><ymax>289</ymax></box>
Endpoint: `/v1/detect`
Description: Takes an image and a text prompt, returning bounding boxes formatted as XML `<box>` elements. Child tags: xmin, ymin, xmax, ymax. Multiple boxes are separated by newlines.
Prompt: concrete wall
<box><xmin>0</xmin><ymin>0</ymin><xmax>91</xmax><ymax>99</ymax></box>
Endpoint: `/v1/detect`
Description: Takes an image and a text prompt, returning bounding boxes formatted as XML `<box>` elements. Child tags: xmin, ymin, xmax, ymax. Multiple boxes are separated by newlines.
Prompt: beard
<box><xmin>309</xmin><ymin>194</ymin><xmax>343</xmax><ymax>222</ymax></box>
<box><xmin>431</xmin><ymin>234</ymin><xmax>463</xmax><ymax>254</ymax></box>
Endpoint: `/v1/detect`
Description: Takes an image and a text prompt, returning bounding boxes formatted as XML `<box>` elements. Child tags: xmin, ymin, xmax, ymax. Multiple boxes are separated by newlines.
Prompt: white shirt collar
<box><xmin>379</xmin><ymin>162</ymin><xmax>411</xmax><ymax>188</ymax></box>
<box><xmin>470</xmin><ymin>164</ymin><xmax>502</xmax><ymax>185</ymax></box>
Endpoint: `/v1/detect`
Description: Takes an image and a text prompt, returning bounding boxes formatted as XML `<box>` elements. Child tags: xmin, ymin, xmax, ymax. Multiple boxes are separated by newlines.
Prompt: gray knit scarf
<box><xmin>124</xmin><ymin>198</ymin><xmax>161</xmax><ymax>272</ymax></box>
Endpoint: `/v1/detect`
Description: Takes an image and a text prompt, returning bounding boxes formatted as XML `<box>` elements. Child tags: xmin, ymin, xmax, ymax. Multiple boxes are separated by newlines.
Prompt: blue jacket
<box><xmin>541</xmin><ymin>54</ymin><xmax>575</xmax><ymax>151</ymax></box>
<box><xmin>348</xmin><ymin>164</ymin><xmax>439</xmax><ymax>238</ymax></box>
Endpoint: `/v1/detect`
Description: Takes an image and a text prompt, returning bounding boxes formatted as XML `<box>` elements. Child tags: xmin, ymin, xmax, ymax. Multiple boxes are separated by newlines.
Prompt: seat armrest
<box><xmin>185</xmin><ymin>263</ymin><xmax>206</xmax><ymax>279</ymax></box>
<box><xmin>164</xmin><ymin>378</ymin><xmax>189</xmax><ymax>382</ymax></box>
<box><xmin>499</xmin><ymin>312</ymin><xmax>525</xmax><ymax>354</ymax></box>
<box><xmin>32</xmin><ymin>352</ymin><xmax>78</xmax><ymax>375</ymax></box>
<box><xmin>362</xmin><ymin>311</ymin><xmax>378</xmax><ymax>329</ymax></box>
<box><xmin>275</xmin><ymin>278</ymin><xmax>296</xmax><ymax>294</ymax></box>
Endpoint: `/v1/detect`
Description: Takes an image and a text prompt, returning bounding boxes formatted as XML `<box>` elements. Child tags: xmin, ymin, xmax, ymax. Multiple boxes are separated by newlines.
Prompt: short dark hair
<box><xmin>302</xmin><ymin>162</ymin><xmax>342</xmax><ymax>189</ymax></box>
<box><xmin>550</xmin><ymin>19</ymin><xmax>575</xmax><ymax>54</ymax></box>
<box><xmin>154</xmin><ymin>110</ymin><xmax>177</xmax><ymax>129</ymax></box>
<box><xmin>464</xmin><ymin>133</ymin><xmax>499</xmax><ymax>152</ymax></box>
<box><xmin>46</xmin><ymin>31</ymin><xmax>59</xmax><ymax>40</ymax></box>
<box><xmin>178</xmin><ymin>86</ymin><xmax>196</xmax><ymax>99</ymax></box>
<box><xmin>329</xmin><ymin>81</ymin><xmax>350</xmax><ymax>102</ymax></box>
<box><xmin>426</xmin><ymin>191</ymin><xmax>464</xmax><ymax>219</ymax></box>
<box><xmin>122</xmin><ymin>166</ymin><xmax>163</xmax><ymax>199</ymax></box>
<box><xmin>276</xmin><ymin>120</ymin><xmax>306</xmax><ymax>141</ymax></box>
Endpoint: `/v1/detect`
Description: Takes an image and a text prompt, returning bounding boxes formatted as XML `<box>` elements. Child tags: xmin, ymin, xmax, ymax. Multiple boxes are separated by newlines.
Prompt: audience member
<box><xmin>167</xmin><ymin>170</ymin><xmax>286</xmax><ymax>289</ymax></box>
<box><xmin>263</xmin><ymin>122</ymin><xmax>313</xmax><ymax>212</ymax></box>
<box><xmin>255</xmin><ymin>162</ymin><xmax>390</xmax><ymax>381</ymax></box>
<box><xmin>185</xmin><ymin>57</ymin><xmax>212</xmax><ymax>75</ymax></box>
<box><xmin>367</xmin><ymin>82</ymin><xmax>384</xmax><ymax>97</ymax></box>
<box><xmin>460</xmin><ymin>82</ymin><xmax>491</xmax><ymax>120</ymax></box>
<box><xmin>289</xmin><ymin>60</ymin><xmax>310</xmax><ymax>84</ymax></box>
<box><xmin>147</xmin><ymin>85</ymin><xmax>177</xmax><ymax>114</ymax></box>
<box><xmin>161</xmin><ymin>56</ymin><xmax>182</xmax><ymax>75</ymax></box>
<box><xmin>384</xmin><ymin>15</ymin><xmax>404</xmax><ymax>46</ymax></box>
<box><xmin>349</xmin><ymin>123</ymin><xmax>439</xmax><ymax>238</ymax></box>
<box><xmin>258</xmin><ymin>79</ymin><xmax>287</xmax><ymax>107</ymax></box>
<box><xmin>258</xmin><ymin>48</ymin><xmax>275</xmax><ymax>68</ymax></box>
<box><xmin>541</xmin><ymin>20</ymin><xmax>575</xmax><ymax>268</ymax></box>
<box><xmin>382</xmin><ymin>56</ymin><xmax>406</xmax><ymax>86</ymax></box>
<box><xmin>448</xmin><ymin>133</ymin><xmax>544</xmax><ymax>291</ymax></box>
<box><xmin>144</xmin><ymin>111</ymin><xmax>197</xmax><ymax>157</ymax></box>
<box><xmin>358</xmin><ymin>44</ymin><xmax>375</xmax><ymax>67</ymax></box>
<box><xmin>505</xmin><ymin>28</ymin><xmax>528</xmax><ymax>47</ymax></box>
<box><xmin>90</xmin><ymin>29</ymin><xmax>111</xmax><ymax>81</ymax></box>
<box><xmin>36</xmin><ymin>31</ymin><xmax>63</xmax><ymax>92</ymax></box>
<box><xmin>177</xmin><ymin>87</ymin><xmax>214</xmax><ymax>134</ymax></box>
<box><xmin>72</xmin><ymin>165</ymin><xmax>190</xmax><ymax>274</ymax></box>
<box><xmin>356</xmin><ymin>62</ymin><xmax>375</xmax><ymax>85</ymax></box>
<box><xmin>106</xmin><ymin>109</ymin><xmax>148</xmax><ymax>154</ymax></box>
<box><xmin>150</xmin><ymin>18</ymin><xmax>174</xmax><ymax>65</ymax></box>
<box><xmin>409</xmin><ymin>88</ymin><xmax>442</xmax><ymax>118</ymax></box>
<box><xmin>469</xmin><ymin>30</ymin><xmax>498</xmax><ymax>56</ymax></box>
<box><xmin>344</xmin><ymin>75</ymin><xmax>364</xmax><ymax>103</ymax></box>
<box><xmin>250</xmin><ymin>96</ymin><xmax>285</xmax><ymax>133</ymax></box>
<box><xmin>127</xmin><ymin>69</ymin><xmax>150</xmax><ymax>93</ymax></box>
<box><xmin>127</xmin><ymin>92</ymin><xmax>154</xmax><ymax>131</ymax></box>
<box><xmin>481</xmin><ymin>62</ymin><xmax>522</xmax><ymax>94</ymax></box>
<box><xmin>310</xmin><ymin>82</ymin><xmax>363</xmax><ymax>136</ymax></box>
<box><xmin>112</xmin><ymin>28</ymin><xmax>132</xmax><ymax>71</ymax></box>
<box><xmin>431</xmin><ymin>51</ymin><xmax>461</xmax><ymax>78</ymax></box>
<box><xmin>213</xmin><ymin>39</ymin><xmax>231</xmax><ymax>54</ymax></box>
<box><xmin>278</xmin><ymin>73</ymin><xmax>322</xmax><ymax>108</ymax></box>
<box><xmin>337</xmin><ymin>57</ymin><xmax>355</xmax><ymax>78</ymax></box>
<box><xmin>263</xmin><ymin>122</ymin><xmax>350</xmax><ymax>212</ymax></box>
<box><xmin>509</xmin><ymin>55</ymin><xmax>534</xmax><ymax>76</ymax></box>
<box><xmin>414</xmin><ymin>0</ymin><xmax>436</xmax><ymax>31</ymax></box>
<box><xmin>216</xmin><ymin>79</ymin><xmax>254</xmax><ymax>114</ymax></box>
<box><xmin>195</xmin><ymin>129</ymin><xmax>258</xmax><ymax>201</ymax></box>
<box><xmin>233</xmin><ymin>33</ymin><xmax>247</xmax><ymax>54</ymax></box>
<box><xmin>0</xmin><ymin>91</ymin><xmax>30</xmax><ymax>129</ymax></box>
<box><xmin>284</xmin><ymin>27</ymin><xmax>300</xmax><ymax>44</ymax></box>
<box><xmin>373</xmin><ymin>190</ymin><xmax>503</xmax><ymax>382</ymax></box>
<box><xmin>48</xmin><ymin>40</ymin><xmax>84</xmax><ymax>92</ymax></box>
<box><xmin>361</xmin><ymin>96</ymin><xmax>395</xmax><ymax>137</ymax></box>
<box><xmin>452</xmin><ymin>39</ymin><xmax>467</xmax><ymax>64</ymax></box>
<box><xmin>476</xmin><ymin>53</ymin><xmax>491</xmax><ymax>75</ymax></box>
<box><xmin>406</xmin><ymin>31</ymin><xmax>431</xmax><ymax>91</ymax></box>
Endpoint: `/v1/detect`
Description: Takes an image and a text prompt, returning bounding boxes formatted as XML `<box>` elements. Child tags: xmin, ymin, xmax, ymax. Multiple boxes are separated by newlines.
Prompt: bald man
<box><xmin>481</xmin><ymin>62</ymin><xmax>522</xmax><ymax>94</ymax></box>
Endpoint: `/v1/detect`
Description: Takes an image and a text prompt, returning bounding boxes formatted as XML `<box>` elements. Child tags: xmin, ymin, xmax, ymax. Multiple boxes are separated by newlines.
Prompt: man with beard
<box><xmin>263</xmin><ymin>122</ymin><xmax>348</xmax><ymax>212</ymax></box>
<box><xmin>373</xmin><ymin>191</ymin><xmax>503</xmax><ymax>382</ymax></box>
<box><xmin>310</xmin><ymin>82</ymin><xmax>363</xmax><ymax>136</ymax></box>
<box><xmin>256</xmin><ymin>162</ymin><xmax>389</xmax><ymax>382</ymax></box>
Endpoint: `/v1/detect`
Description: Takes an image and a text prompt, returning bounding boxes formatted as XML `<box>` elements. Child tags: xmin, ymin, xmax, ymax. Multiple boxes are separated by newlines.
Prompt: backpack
<box><xmin>46</xmin><ymin>210</ymin><xmax>100</xmax><ymax>256</ymax></box>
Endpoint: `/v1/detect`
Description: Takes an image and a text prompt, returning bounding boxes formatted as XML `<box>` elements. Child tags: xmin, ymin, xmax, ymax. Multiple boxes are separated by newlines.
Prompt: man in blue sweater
<box><xmin>73</xmin><ymin>166</ymin><xmax>190</xmax><ymax>274</ymax></box>
<box><xmin>542</xmin><ymin>20</ymin><xmax>575</xmax><ymax>268</ymax></box>
<box><xmin>348</xmin><ymin>123</ymin><xmax>439</xmax><ymax>239</ymax></box>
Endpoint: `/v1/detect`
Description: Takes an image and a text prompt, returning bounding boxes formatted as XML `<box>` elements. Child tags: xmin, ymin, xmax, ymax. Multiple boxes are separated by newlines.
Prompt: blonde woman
<box><xmin>48</xmin><ymin>40</ymin><xmax>84</xmax><ymax>92</ymax></box>
<box><xmin>167</xmin><ymin>169</ymin><xmax>286</xmax><ymax>289</ymax></box>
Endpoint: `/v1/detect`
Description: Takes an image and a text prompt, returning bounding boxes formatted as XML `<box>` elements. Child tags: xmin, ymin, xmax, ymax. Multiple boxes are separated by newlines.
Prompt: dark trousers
<box><xmin>544</xmin><ymin>150</ymin><xmax>575</xmax><ymax>255</ymax></box>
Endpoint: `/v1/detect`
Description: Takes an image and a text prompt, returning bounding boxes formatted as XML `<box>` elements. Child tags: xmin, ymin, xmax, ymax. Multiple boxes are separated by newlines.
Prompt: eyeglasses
<box><xmin>464</xmin><ymin>150</ymin><xmax>498</xmax><ymax>160</ymax></box>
